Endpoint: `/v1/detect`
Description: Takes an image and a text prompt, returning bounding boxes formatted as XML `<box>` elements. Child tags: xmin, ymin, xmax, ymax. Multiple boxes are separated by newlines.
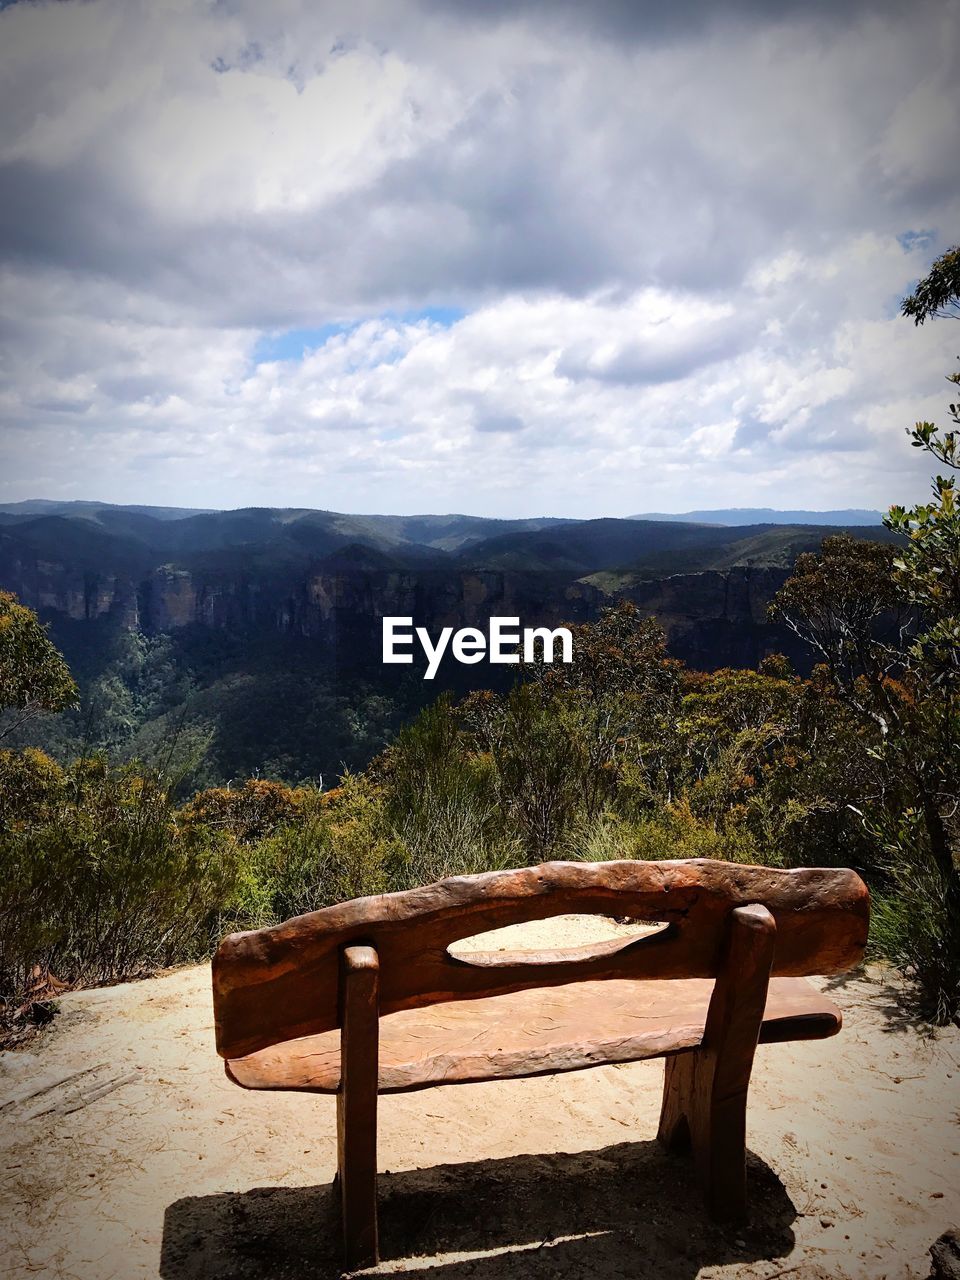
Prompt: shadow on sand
<box><xmin>161</xmin><ymin>1139</ymin><xmax>796</xmax><ymax>1279</ymax></box>
<box><xmin>821</xmin><ymin>965</ymin><xmax>941</xmax><ymax>1034</ymax></box>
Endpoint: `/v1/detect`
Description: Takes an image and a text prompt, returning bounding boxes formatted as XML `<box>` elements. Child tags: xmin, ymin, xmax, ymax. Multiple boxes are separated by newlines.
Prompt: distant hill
<box><xmin>0</xmin><ymin>501</ymin><xmax>569</xmax><ymax>560</ymax></box>
<box><xmin>633</xmin><ymin>508</ymin><xmax>883</xmax><ymax>526</ymax></box>
<box><xmin>0</xmin><ymin>499</ymin><xmax>217</xmax><ymax>521</ymax></box>
<box><xmin>0</xmin><ymin>502</ymin><xmax>898</xmax><ymax>588</ymax></box>
<box><xmin>459</xmin><ymin>517</ymin><xmax>898</xmax><ymax>576</ymax></box>
<box><xmin>0</xmin><ymin>499</ymin><xmax>887</xmax><ymax>541</ymax></box>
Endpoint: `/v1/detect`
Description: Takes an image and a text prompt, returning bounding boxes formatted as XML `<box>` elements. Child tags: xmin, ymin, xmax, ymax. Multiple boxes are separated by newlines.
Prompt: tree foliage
<box><xmin>901</xmin><ymin>245</ymin><xmax>960</xmax><ymax>325</ymax></box>
<box><xmin>0</xmin><ymin>592</ymin><xmax>78</xmax><ymax>740</ymax></box>
<box><xmin>764</xmin><ymin>247</ymin><xmax>960</xmax><ymax>1022</ymax></box>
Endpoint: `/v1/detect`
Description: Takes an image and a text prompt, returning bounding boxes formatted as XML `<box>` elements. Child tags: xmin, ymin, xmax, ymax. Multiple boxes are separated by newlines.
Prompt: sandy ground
<box><xmin>1</xmin><ymin>915</ymin><xmax>958</xmax><ymax>1280</ymax></box>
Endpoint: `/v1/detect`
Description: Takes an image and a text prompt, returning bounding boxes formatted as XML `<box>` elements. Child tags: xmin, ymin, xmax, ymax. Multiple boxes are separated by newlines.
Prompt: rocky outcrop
<box><xmin>930</xmin><ymin>1228</ymin><xmax>960</xmax><ymax>1280</ymax></box>
<box><xmin>0</xmin><ymin>548</ymin><xmax>137</xmax><ymax>625</ymax></box>
<box><xmin>620</xmin><ymin>566</ymin><xmax>798</xmax><ymax>668</ymax></box>
<box><xmin>0</xmin><ymin>550</ymin><xmax>800</xmax><ymax>672</ymax></box>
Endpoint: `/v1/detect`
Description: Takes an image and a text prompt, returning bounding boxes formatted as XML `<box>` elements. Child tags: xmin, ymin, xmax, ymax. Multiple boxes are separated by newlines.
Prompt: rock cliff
<box><xmin>0</xmin><ymin>539</ymin><xmax>798</xmax><ymax>672</ymax></box>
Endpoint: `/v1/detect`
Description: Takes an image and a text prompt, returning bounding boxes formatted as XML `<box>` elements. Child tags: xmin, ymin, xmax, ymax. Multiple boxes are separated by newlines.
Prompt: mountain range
<box><xmin>0</xmin><ymin>497</ymin><xmax>901</xmax><ymax>668</ymax></box>
<box><xmin>633</xmin><ymin>507</ymin><xmax>883</xmax><ymax>526</ymax></box>
<box><xmin>0</xmin><ymin>499</ymin><xmax>900</xmax><ymax>785</ymax></box>
<box><xmin>0</xmin><ymin>500</ymin><xmax>893</xmax><ymax>578</ymax></box>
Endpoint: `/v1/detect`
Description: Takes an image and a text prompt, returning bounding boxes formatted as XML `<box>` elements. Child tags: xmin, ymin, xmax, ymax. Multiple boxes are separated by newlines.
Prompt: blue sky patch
<box><xmin>402</xmin><ymin>306</ymin><xmax>466</xmax><ymax>327</ymax></box>
<box><xmin>897</xmin><ymin>229</ymin><xmax>935</xmax><ymax>253</ymax></box>
<box><xmin>253</xmin><ymin>326</ymin><xmax>347</xmax><ymax>364</ymax></box>
<box><xmin>252</xmin><ymin>308</ymin><xmax>466</xmax><ymax>366</ymax></box>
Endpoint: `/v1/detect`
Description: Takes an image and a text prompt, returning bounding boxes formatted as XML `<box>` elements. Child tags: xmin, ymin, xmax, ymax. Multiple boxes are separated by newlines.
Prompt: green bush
<box><xmin>869</xmin><ymin>810</ymin><xmax>960</xmax><ymax>1025</ymax></box>
<box><xmin>0</xmin><ymin>755</ymin><xmax>241</xmax><ymax>1000</ymax></box>
<box><xmin>570</xmin><ymin>802</ymin><xmax>761</xmax><ymax>865</ymax></box>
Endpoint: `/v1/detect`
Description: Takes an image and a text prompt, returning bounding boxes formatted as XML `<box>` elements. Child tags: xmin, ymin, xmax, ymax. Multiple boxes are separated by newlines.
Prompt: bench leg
<box><xmin>337</xmin><ymin>944</ymin><xmax>380</xmax><ymax>1270</ymax></box>
<box><xmin>657</xmin><ymin>903</ymin><xmax>776</xmax><ymax>1222</ymax></box>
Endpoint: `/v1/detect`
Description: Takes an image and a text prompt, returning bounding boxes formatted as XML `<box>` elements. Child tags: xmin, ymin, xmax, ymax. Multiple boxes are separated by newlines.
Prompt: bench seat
<box><xmin>225</xmin><ymin>974</ymin><xmax>841</xmax><ymax>1095</ymax></box>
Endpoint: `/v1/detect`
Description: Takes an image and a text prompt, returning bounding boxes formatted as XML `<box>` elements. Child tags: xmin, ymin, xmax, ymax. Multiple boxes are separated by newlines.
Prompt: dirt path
<box><xmin>1</xmin><ymin>918</ymin><xmax>958</xmax><ymax>1279</ymax></box>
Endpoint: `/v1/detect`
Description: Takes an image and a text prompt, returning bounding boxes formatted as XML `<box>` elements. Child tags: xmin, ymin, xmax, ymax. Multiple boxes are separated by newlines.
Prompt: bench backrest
<box><xmin>213</xmin><ymin>858</ymin><xmax>869</xmax><ymax>1060</ymax></box>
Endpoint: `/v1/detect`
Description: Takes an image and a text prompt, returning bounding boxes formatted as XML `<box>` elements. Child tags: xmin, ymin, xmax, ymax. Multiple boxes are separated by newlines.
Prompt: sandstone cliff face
<box><xmin>0</xmin><ymin>550</ymin><xmax>798</xmax><ymax>671</ymax></box>
<box><xmin>0</xmin><ymin>547</ymin><xmax>137</xmax><ymax>625</ymax></box>
<box><xmin>620</xmin><ymin>566</ymin><xmax>796</xmax><ymax>668</ymax></box>
<box><xmin>295</xmin><ymin>569</ymin><xmax>604</xmax><ymax>635</ymax></box>
<box><xmin>138</xmin><ymin>567</ymin><xmax>274</xmax><ymax>632</ymax></box>
<box><xmin>623</xmin><ymin>566</ymin><xmax>788</xmax><ymax>627</ymax></box>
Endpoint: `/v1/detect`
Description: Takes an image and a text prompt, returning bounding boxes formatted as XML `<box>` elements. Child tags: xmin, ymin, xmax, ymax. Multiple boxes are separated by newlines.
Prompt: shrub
<box><xmin>869</xmin><ymin>809</ymin><xmax>960</xmax><ymax>1025</ymax></box>
<box><xmin>375</xmin><ymin>696</ymin><xmax>519</xmax><ymax>882</ymax></box>
<box><xmin>178</xmin><ymin>777</ymin><xmax>310</xmax><ymax>842</ymax></box>
<box><xmin>321</xmin><ymin>773</ymin><xmax>394</xmax><ymax>903</ymax></box>
<box><xmin>225</xmin><ymin>816</ymin><xmax>334</xmax><ymax>929</ymax></box>
<box><xmin>571</xmin><ymin>801</ymin><xmax>760</xmax><ymax>865</ymax></box>
<box><xmin>0</xmin><ymin>756</ymin><xmax>242</xmax><ymax>1003</ymax></box>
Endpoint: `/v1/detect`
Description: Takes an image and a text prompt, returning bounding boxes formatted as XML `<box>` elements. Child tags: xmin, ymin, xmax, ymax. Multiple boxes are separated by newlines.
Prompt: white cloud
<box><xmin>0</xmin><ymin>0</ymin><xmax>958</xmax><ymax>515</ymax></box>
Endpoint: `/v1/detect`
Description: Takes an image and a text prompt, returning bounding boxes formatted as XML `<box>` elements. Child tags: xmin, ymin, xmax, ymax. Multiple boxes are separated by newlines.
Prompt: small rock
<box><xmin>930</xmin><ymin>1227</ymin><xmax>960</xmax><ymax>1280</ymax></box>
<box><xmin>820</xmin><ymin>1219</ymin><xmax>834</xmax><ymax>1229</ymax></box>
<box><xmin>27</xmin><ymin>1001</ymin><xmax>56</xmax><ymax>1027</ymax></box>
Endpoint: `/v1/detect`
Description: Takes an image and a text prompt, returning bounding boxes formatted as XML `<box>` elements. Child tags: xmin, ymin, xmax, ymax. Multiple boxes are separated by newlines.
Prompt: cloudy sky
<box><xmin>1</xmin><ymin>0</ymin><xmax>958</xmax><ymax>518</ymax></box>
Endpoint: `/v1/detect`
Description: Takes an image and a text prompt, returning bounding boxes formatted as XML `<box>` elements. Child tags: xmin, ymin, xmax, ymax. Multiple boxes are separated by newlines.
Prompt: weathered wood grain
<box><xmin>657</xmin><ymin>903</ymin><xmax>776</xmax><ymax>1220</ymax></box>
<box><xmin>336</xmin><ymin>945</ymin><xmax>380</xmax><ymax>1270</ymax></box>
<box><xmin>224</xmin><ymin>973</ymin><xmax>841</xmax><ymax>1094</ymax></box>
<box><xmin>213</xmin><ymin>859</ymin><xmax>869</xmax><ymax>1060</ymax></box>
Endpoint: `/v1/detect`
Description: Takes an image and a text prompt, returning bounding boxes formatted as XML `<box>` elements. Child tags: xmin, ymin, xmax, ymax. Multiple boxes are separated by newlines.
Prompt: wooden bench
<box><xmin>212</xmin><ymin>858</ymin><xmax>869</xmax><ymax>1270</ymax></box>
